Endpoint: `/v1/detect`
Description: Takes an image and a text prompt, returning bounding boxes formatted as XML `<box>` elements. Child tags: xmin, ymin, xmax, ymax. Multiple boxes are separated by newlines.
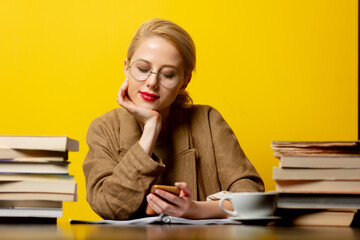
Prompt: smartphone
<box><xmin>145</xmin><ymin>185</ymin><xmax>181</xmax><ymax>215</ymax></box>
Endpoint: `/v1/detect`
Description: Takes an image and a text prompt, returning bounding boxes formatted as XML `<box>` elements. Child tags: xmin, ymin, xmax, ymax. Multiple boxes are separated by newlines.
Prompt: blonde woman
<box><xmin>83</xmin><ymin>19</ymin><xmax>264</xmax><ymax>220</ymax></box>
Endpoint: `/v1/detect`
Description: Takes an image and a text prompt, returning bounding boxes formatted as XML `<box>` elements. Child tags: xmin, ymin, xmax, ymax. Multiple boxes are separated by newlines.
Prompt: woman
<box><xmin>83</xmin><ymin>19</ymin><xmax>264</xmax><ymax>220</ymax></box>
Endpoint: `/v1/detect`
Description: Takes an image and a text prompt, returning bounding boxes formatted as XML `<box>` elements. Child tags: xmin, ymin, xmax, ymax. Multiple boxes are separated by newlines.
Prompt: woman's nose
<box><xmin>146</xmin><ymin>72</ymin><xmax>160</xmax><ymax>88</ymax></box>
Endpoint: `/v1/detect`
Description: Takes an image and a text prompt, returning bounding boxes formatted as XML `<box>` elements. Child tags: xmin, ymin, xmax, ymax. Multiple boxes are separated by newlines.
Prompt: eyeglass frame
<box><xmin>128</xmin><ymin>59</ymin><xmax>184</xmax><ymax>89</ymax></box>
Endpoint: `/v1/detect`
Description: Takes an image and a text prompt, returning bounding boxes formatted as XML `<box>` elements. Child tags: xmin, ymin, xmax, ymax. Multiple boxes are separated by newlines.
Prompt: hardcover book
<box><xmin>0</xmin><ymin>135</ymin><xmax>79</xmax><ymax>152</ymax></box>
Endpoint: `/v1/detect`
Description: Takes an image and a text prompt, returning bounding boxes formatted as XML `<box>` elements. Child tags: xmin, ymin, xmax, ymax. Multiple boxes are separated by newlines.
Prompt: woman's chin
<box><xmin>133</xmin><ymin>99</ymin><xmax>171</xmax><ymax>114</ymax></box>
<box><xmin>134</xmin><ymin>101</ymin><xmax>159</xmax><ymax>111</ymax></box>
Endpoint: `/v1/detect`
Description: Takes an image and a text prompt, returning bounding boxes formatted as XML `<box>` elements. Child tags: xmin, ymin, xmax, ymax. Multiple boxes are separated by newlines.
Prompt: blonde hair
<box><xmin>127</xmin><ymin>19</ymin><xmax>196</xmax><ymax>108</ymax></box>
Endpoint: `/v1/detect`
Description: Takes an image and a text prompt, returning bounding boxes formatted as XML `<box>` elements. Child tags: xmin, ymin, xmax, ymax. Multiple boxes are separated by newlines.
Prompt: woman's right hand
<box><xmin>117</xmin><ymin>79</ymin><xmax>160</xmax><ymax>124</ymax></box>
<box><xmin>117</xmin><ymin>79</ymin><xmax>162</xmax><ymax>156</ymax></box>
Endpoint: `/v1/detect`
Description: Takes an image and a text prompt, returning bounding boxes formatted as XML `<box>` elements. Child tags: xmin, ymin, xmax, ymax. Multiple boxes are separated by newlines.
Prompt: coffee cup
<box><xmin>219</xmin><ymin>192</ymin><xmax>278</xmax><ymax>219</ymax></box>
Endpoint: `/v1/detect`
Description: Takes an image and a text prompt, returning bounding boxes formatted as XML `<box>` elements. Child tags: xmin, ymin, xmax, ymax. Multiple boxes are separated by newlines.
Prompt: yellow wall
<box><xmin>0</xmin><ymin>0</ymin><xmax>357</xmax><ymax>222</ymax></box>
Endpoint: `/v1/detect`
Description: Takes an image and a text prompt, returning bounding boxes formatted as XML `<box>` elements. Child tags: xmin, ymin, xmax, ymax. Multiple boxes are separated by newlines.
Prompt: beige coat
<box><xmin>83</xmin><ymin>105</ymin><xmax>264</xmax><ymax>220</ymax></box>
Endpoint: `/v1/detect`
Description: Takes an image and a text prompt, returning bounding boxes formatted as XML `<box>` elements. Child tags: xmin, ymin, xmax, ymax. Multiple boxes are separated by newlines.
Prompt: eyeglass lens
<box><xmin>130</xmin><ymin>60</ymin><xmax>180</xmax><ymax>88</ymax></box>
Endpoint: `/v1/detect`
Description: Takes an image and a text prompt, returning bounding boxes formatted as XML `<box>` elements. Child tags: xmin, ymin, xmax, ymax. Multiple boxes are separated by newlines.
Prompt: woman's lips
<box><xmin>139</xmin><ymin>91</ymin><xmax>160</xmax><ymax>102</ymax></box>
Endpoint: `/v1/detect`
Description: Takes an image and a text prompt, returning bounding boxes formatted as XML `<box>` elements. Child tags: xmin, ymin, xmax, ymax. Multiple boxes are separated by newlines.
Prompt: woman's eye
<box><xmin>137</xmin><ymin>67</ymin><xmax>149</xmax><ymax>73</ymax></box>
<box><xmin>163</xmin><ymin>73</ymin><xmax>175</xmax><ymax>79</ymax></box>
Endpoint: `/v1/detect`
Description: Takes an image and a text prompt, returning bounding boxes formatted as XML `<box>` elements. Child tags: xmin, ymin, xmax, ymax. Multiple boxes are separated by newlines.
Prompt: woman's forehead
<box><xmin>131</xmin><ymin>37</ymin><xmax>183</xmax><ymax>68</ymax></box>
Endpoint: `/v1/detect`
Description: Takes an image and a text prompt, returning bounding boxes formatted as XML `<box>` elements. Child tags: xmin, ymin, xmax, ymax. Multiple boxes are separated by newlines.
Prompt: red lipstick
<box><xmin>140</xmin><ymin>91</ymin><xmax>159</xmax><ymax>102</ymax></box>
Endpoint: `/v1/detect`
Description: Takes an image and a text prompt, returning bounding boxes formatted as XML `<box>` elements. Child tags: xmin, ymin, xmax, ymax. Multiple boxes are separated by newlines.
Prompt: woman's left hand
<box><xmin>146</xmin><ymin>182</ymin><xmax>197</xmax><ymax>219</ymax></box>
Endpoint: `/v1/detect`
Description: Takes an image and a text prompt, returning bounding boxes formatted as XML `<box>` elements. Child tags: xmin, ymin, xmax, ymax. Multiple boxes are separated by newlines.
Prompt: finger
<box><xmin>118</xmin><ymin>78</ymin><xmax>128</xmax><ymax>94</ymax></box>
<box><xmin>117</xmin><ymin>80</ymin><xmax>130</xmax><ymax>106</ymax></box>
<box><xmin>175</xmin><ymin>182</ymin><xmax>192</xmax><ymax>197</ymax></box>
<box><xmin>117</xmin><ymin>91</ymin><xmax>127</xmax><ymax>107</ymax></box>
<box><xmin>147</xmin><ymin>193</ymin><xmax>175</xmax><ymax>215</ymax></box>
<box><xmin>117</xmin><ymin>89</ymin><xmax>123</xmax><ymax>104</ymax></box>
<box><xmin>147</xmin><ymin>194</ymin><xmax>163</xmax><ymax>214</ymax></box>
<box><xmin>119</xmin><ymin>80</ymin><xmax>128</xmax><ymax>98</ymax></box>
<box><xmin>154</xmin><ymin>189</ymin><xmax>181</xmax><ymax>205</ymax></box>
<box><xmin>117</xmin><ymin>89</ymin><xmax>124</xmax><ymax>104</ymax></box>
<box><xmin>121</xmin><ymin>78</ymin><xmax>129</xmax><ymax>90</ymax></box>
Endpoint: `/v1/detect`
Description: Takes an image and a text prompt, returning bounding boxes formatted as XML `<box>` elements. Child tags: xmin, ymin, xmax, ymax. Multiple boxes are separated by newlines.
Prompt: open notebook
<box><xmin>70</xmin><ymin>214</ymin><xmax>241</xmax><ymax>225</ymax></box>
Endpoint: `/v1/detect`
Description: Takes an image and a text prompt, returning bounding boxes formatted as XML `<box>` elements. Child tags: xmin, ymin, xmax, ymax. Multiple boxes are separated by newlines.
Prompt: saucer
<box><xmin>229</xmin><ymin>216</ymin><xmax>281</xmax><ymax>225</ymax></box>
<box><xmin>230</xmin><ymin>216</ymin><xmax>281</xmax><ymax>221</ymax></box>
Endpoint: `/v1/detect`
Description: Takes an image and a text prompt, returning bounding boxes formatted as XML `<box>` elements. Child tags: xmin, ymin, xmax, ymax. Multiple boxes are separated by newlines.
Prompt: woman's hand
<box><xmin>117</xmin><ymin>79</ymin><xmax>162</xmax><ymax>156</ymax></box>
<box><xmin>146</xmin><ymin>182</ymin><xmax>197</xmax><ymax>219</ymax></box>
<box><xmin>117</xmin><ymin>79</ymin><xmax>161</xmax><ymax>126</ymax></box>
<box><xmin>146</xmin><ymin>182</ymin><xmax>232</xmax><ymax>219</ymax></box>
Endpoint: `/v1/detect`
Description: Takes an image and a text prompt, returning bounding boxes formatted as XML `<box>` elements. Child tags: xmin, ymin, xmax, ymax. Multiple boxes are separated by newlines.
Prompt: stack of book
<box><xmin>271</xmin><ymin>141</ymin><xmax>360</xmax><ymax>227</ymax></box>
<box><xmin>0</xmin><ymin>135</ymin><xmax>79</xmax><ymax>223</ymax></box>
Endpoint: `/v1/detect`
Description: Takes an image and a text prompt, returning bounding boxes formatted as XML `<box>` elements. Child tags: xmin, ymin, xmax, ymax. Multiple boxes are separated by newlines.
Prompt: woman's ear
<box><xmin>180</xmin><ymin>73</ymin><xmax>192</xmax><ymax>90</ymax></box>
<box><xmin>124</xmin><ymin>59</ymin><xmax>129</xmax><ymax>79</ymax></box>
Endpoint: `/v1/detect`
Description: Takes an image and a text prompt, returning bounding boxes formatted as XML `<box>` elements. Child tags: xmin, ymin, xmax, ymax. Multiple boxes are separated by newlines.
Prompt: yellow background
<box><xmin>0</xmin><ymin>0</ymin><xmax>357</xmax><ymax>222</ymax></box>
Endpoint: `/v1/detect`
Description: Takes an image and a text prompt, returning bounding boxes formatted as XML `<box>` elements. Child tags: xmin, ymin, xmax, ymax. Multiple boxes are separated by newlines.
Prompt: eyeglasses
<box><xmin>129</xmin><ymin>59</ymin><xmax>182</xmax><ymax>89</ymax></box>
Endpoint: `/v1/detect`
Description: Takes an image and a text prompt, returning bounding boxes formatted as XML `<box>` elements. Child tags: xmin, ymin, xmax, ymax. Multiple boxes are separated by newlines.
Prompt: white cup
<box><xmin>219</xmin><ymin>192</ymin><xmax>278</xmax><ymax>218</ymax></box>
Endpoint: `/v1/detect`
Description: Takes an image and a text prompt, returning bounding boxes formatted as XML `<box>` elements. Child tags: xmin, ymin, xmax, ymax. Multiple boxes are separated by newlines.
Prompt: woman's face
<box><xmin>124</xmin><ymin>37</ymin><xmax>188</xmax><ymax>115</ymax></box>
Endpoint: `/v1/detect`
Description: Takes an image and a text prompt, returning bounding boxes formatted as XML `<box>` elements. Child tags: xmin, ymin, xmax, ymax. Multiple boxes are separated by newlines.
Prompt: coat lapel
<box><xmin>170</xmin><ymin>106</ymin><xmax>198</xmax><ymax>200</ymax></box>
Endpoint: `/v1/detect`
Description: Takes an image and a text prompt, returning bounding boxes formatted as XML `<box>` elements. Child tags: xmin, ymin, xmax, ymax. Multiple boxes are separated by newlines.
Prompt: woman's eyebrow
<box><xmin>136</xmin><ymin>58</ymin><xmax>180</xmax><ymax>71</ymax></box>
<box><xmin>161</xmin><ymin>65</ymin><xmax>179</xmax><ymax>71</ymax></box>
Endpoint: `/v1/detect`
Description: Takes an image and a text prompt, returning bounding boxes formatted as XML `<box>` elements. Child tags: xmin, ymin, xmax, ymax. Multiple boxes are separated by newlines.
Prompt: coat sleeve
<box><xmin>208</xmin><ymin>107</ymin><xmax>264</xmax><ymax>192</ymax></box>
<box><xmin>83</xmin><ymin>116</ymin><xmax>165</xmax><ymax>220</ymax></box>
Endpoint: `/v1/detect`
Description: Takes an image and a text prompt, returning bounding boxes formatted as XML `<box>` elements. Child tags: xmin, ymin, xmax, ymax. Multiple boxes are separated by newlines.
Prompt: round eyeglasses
<box><xmin>129</xmin><ymin>59</ymin><xmax>182</xmax><ymax>89</ymax></box>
